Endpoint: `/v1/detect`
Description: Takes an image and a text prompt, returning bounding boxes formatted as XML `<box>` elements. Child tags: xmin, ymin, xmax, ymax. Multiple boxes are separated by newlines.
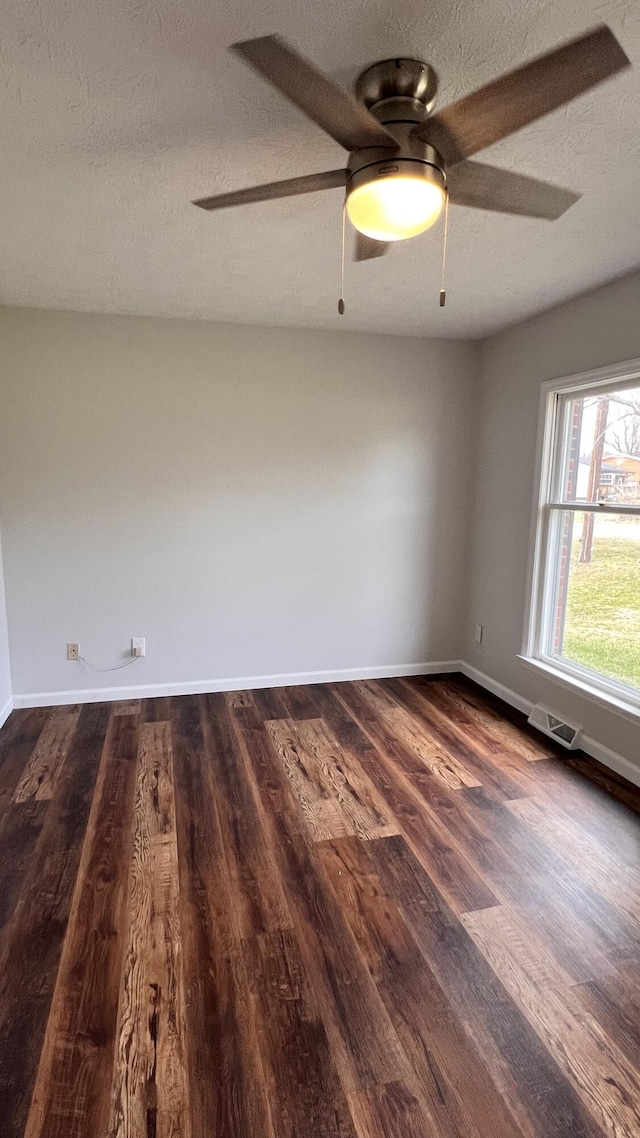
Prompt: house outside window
<box><xmin>524</xmin><ymin>363</ymin><xmax>640</xmax><ymax>714</ymax></box>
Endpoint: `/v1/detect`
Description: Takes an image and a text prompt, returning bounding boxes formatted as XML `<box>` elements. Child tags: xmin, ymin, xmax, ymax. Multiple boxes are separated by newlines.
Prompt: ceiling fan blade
<box><xmin>193</xmin><ymin>168</ymin><xmax>347</xmax><ymax>211</ymax></box>
<box><xmin>353</xmin><ymin>232</ymin><xmax>390</xmax><ymax>261</ymax></box>
<box><xmin>447</xmin><ymin>161</ymin><xmax>580</xmax><ymax>219</ymax></box>
<box><xmin>414</xmin><ymin>25</ymin><xmax>629</xmax><ymax>164</ymax></box>
<box><xmin>231</xmin><ymin>35</ymin><xmax>398</xmax><ymax>152</ymax></box>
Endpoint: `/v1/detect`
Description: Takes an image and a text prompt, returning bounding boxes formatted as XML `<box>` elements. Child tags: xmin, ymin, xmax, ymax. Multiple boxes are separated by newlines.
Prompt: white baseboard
<box><xmin>11</xmin><ymin>657</ymin><xmax>638</xmax><ymax>791</ymax></box>
<box><xmin>0</xmin><ymin>696</ymin><xmax>13</xmax><ymax>730</ymax></box>
<box><xmin>461</xmin><ymin>662</ymin><xmax>533</xmax><ymax>716</ymax></box>
<box><xmin>11</xmin><ymin>659</ymin><xmax>461</xmax><ymax>710</ymax></box>
<box><xmin>460</xmin><ymin>661</ymin><xmax>640</xmax><ymax>790</ymax></box>
<box><xmin>577</xmin><ymin>735</ymin><xmax>640</xmax><ymax>790</ymax></box>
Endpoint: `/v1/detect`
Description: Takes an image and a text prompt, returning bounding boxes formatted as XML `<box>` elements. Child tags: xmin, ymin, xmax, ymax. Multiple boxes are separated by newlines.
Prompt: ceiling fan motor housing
<box><xmin>348</xmin><ymin>58</ymin><xmax>446</xmax><ymax>192</ymax></box>
<box><xmin>354</xmin><ymin>58</ymin><xmax>438</xmax><ymax>120</ymax></box>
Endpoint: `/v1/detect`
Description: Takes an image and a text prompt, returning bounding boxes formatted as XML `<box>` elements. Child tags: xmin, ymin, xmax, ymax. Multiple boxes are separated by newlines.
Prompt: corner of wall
<box><xmin>459</xmin><ymin>336</ymin><xmax>488</xmax><ymax>663</ymax></box>
<box><xmin>0</xmin><ymin>525</ymin><xmax>13</xmax><ymax>727</ymax></box>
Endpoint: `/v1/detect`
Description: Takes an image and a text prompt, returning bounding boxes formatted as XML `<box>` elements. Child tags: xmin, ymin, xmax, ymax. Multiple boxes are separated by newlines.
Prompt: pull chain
<box><xmin>439</xmin><ymin>188</ymin><xmax>450</xmax><ymax>307</ymax></box>
<box><xmin>338</xmin><ymin>197</ymin><xmax>346</xmax><ymax>315</ymax></box>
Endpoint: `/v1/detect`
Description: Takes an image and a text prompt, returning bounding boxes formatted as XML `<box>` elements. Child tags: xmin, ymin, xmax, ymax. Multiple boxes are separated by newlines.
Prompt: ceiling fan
<box><xmin>193</xmin><ymin>26</ymin><xmax>629</xmax><ymax>264</ymax></box>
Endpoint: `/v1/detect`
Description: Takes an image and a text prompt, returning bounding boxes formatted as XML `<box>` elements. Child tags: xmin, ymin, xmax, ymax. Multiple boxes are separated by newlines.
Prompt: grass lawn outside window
<box><xmin>561</xmin><ymin>518</ymin><xmax>640</xmax><ymax>691</ymax></box>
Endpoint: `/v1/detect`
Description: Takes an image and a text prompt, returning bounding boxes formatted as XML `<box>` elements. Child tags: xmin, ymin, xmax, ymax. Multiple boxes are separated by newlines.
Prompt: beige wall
<box><xmin>0</xmin><ymin>307</ymin><xmax>478</xmax><ymax>700</ymax></box>
<box><xmin>467</xmin><ymin>269</ymin><xmax>640</xmax><ymax>768</ymax></box>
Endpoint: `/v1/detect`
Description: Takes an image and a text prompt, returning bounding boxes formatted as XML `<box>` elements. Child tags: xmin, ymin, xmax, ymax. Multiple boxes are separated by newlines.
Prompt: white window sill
<box><xmin>517</xmin><ymin>655</ymin><xmax>640</xmax><ymax>725</ymax></box>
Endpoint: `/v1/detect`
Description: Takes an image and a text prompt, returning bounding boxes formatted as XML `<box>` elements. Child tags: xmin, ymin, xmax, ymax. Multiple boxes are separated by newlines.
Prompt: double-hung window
<box><xmin>525</xmin><ymin>361</ymin><xmax>640</xmax><ymax>715</ymax></box>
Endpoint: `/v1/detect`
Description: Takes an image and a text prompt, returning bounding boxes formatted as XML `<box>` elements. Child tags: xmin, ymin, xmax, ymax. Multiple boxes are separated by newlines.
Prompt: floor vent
<box><xmin>527</xmin><ymin>704</ymin><xmax>582</xmax><ymax>749</ymax></box>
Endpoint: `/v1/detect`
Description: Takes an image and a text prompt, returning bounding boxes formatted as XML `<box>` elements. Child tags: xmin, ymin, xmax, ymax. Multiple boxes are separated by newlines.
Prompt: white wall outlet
<box><xmin>131</xmin><ymin>637</ymin><xmax>146</xmax><ymax>658</ymax></box>
<box><xmin>474</xmin><ymin>623</ymin><xmax>483</xmax><ymax>644</ymax></box>
<box><xmin>67</xmin><ymin>642</ymin><xmax>79</xmax><ymax>661</ymax></box>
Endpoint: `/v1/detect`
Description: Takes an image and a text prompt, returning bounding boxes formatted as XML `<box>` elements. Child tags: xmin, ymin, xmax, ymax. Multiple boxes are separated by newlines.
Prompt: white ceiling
<box><xmin>1</xmin><ymin>0</ymin><xmax>640</xmax><ymax>338</ymax></box>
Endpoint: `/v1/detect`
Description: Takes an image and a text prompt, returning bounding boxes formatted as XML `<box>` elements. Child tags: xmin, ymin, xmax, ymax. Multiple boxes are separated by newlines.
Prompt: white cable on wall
<box><xmin>79</xmin><ymin>655</ymin><xmax>142</xmax><ymax>673</ymax></box>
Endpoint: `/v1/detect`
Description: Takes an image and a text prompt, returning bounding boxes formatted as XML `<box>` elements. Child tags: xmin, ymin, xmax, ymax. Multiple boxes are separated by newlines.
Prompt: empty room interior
<box><xmin>2</xmin><ymin>0</ymin><xmax>640</xmax><ymax>1135</ymax></box>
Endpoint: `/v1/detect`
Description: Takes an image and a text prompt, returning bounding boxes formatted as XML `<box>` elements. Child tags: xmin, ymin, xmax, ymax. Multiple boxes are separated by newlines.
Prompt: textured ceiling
<box><xmin>1</xmin><ymin>0</ymin><xmax>640</xmax><ymax>338</ymax></box>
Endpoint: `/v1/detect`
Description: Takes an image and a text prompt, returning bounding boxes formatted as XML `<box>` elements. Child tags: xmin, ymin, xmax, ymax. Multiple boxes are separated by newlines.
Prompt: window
<box><xmin>525</xmin><ymin>362</ymin><xmax>640</xmax><ymax>713</ymax></box>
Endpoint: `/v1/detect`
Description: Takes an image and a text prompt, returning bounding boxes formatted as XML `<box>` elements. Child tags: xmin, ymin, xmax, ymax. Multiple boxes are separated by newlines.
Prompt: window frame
<box><xmin>521</xmin><ymin>357</ymin><xmax>640</xmax><ymax>720</ymax></box>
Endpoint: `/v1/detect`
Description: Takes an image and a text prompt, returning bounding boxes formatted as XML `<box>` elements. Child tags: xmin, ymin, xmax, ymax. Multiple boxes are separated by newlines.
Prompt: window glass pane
<box><xmin>561</xmin><ymin>384</ymin><xmax>640</xmax><ymax>506</ymax></box>
<box><xmin>551</xmin><ymin>510</ymin><xmax>640</xmax><ymax>691</ymax></box>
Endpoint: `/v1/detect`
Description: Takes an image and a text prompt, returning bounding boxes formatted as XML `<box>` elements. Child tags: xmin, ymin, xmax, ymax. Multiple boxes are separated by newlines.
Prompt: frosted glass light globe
<box><xmin>347</xmin><ymin>171</ymin><xmax>445</xmax><ymax>241</ymax></box>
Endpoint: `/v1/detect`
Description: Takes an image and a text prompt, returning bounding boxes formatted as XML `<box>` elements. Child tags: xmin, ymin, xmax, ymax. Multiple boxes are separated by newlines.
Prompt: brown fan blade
<box><xmin>414</xmin><ymin>25</ymin><xmax>630</xmax><ymax>164</ymax></box>
<box><xmin>353</xmin><ymin>231</ymin><xmax>390</xmax><ymax>261</ymax></box>
<box><xmin>231</xmin><ymin>35</ymin><xmax>398</xmax><ymax>152</ymax></box>
<box><xmin>193</xmin><ymin>168</ymin><xmax>347</xmax><ymax>211</ymax></box>
<box><xmin>447</xmin><ymin>161</ymin><xmax>580</xmax><ymax>219</ymax></box>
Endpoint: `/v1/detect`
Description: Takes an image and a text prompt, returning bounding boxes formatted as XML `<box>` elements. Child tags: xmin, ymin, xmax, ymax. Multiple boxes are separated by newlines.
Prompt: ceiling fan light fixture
<box><xmin>346</xmin><ymin>161</ymin><xmax>446</xmax><ymax>242</ymax></box>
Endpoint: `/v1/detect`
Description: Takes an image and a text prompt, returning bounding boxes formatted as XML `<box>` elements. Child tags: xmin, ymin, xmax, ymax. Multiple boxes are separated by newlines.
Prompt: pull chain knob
<box><xmin>439</xmin><ymin>188</ymin><xmax>450</xmax><ymax>308</ymax></box>
<box><xmin>338</xmin><ymin>197</ymin><xmax>346</xmax><ymax>315</ymax></box>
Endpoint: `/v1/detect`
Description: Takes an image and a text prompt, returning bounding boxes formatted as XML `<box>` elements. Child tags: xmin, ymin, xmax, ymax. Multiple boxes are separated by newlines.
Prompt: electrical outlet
<box><xmin>474</xmin><ymin>624</ymin><xmax>483</xmax><ymax>644</ymax></box>
<box><xmin>131</xmin><ymin>637</ymin><xmax>146</xmax><ymax>658</ymax></box>
<box><xmin>67</xmin><ymin>642</ymin><xmax>79</xmax><ymax>661</ymax></box>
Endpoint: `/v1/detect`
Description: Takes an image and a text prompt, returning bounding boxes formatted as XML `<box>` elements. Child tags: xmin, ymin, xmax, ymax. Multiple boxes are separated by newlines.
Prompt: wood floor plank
<box><xmin>171</xmin><ymin>695</ymin><xmax>275</xmax><ymax>1138</ymax></box>
<box><xmin>385</xmin><ymin>678</ymin><xmax>532</xmax><ymax>801</ymax></box>
<box><xmin>562</xmin><ymin>755</ymin><xmax>640</xmax><ymax>817</ymax></box>
<box><xmin>464</xmin><ymin>905</ymin><xmax>640</xmax><ymax>1138</ymax></box>
<box><xmin>507</xmin><ymin>795</ymin><xmax>640</xmax><ymax>923</ymax></box>
<box><xmin>0</xmin><ymin>703</ymin><xmax>111</xmax><ymax>1138</ymax></box>
<box><xmin>225</xmin><ymin>690</ymin><xmax>254</xmax><ymax>709</ymax></box>
<box><xmin>309</xmin><ymin>683</ymin><xmax>379</xmax><ymax>755</ymax></box>
<box><xmin>108</xmin><ymin>721</ymin><xmax>189</xmax><ymax>1138</ymax></box>
<box><xmin>293</xmin><ymin>717</ymin><xmax>399</xmax><ymax>840</ymax></box>
<box><xmin>141</xmin><ymin>697</ymin><xmax>172</xmax><ymax>722</ymax></box>
<box><xmin>0</xmin><ymin>740</ymin><xmax>41</xmax><ymax>815</ymax></box>
<box><xmin>12</xmin><ymin>709</ymin><xmax>80</xmax><ymax>802</ymax></box>
<box><xmin>24</xmin><ymin>712</ymin><xmax>139</xmax><ymax>1138</ymax></box>
<box><xmin>0</xmin><ymin>799</ymin><xmax>48</xmax><ymax>934</ymax></box>
<box><xmin>245</xmin><ymin>929</ymin><xmax>358</xmax><ymax>1138</ymax></box>
<box><xmin>355</xmin><ymin>680</ymin><xmax>482</xmax><ymax>790</ymax></box>
<box><xmin>0</xmin><ymin>708</ymin><xmax>51</xmax><ymax>817</ymax></box>
<box><xmin>460</xmin><ymin>903</ymin><xmax>576</xmax><ymax>990</ymax></box>
<box><xmin>251</xmin><ymin>685</ymin><xmax>290</xmax><ymax>721</ymax></box>
<box><xmin>277</xmin><ymin>684</ymin><xmax>324</xmax><ymax>721</ymax></box>
<box><xmin>265</xmin><ymin>718</ymin><xmax>355</xmax><ymax>841</ymax></box>
<box><xmin>347</xmin><ymin>1081</ymin><xmax>439</xmax><ymax>1138</ymax></box>
<box><xmin>411</xmin><ymin>679</ymin><xmax>544</xmax><ymax>775</ymax></box>
<box><xmin>574</xmin><ymin>963</ymin><xmax>640</xmax><ymax>1074</ymax></box>
<box><xmin>413</xmin><ymin>680</ymin><xmax>550</xmax><ymax>780</ymax></box>
<box><xmin>513</xmin><ymin>758</ymin><xmax>640</xmax><ymax>868</ymax></box>
<box><xmin>265</xmin><ymin>716</ymin><xmax>397</xmax><ymax>842</ymax></box>
<box><xmin>112</xmin><ymin>701</ymin><xmax>142</xmax><ymax>716</ymax></box>
<box><xmin>0</xmin><ymin>706</ymin><xmax>50</xmax><ymax>751</ymax></box>
<box><xmin>202</xmin><ymin>692</ymin><xmax>292</xmax><ymax>937</ymax></box>
<box><xmin>317</xmin><ymin>836</ymin><xmax>450</xmax><ymax>1013</ymax></box>
<box><xmin>440</xmin><ymin>679</ymin><xmax>553</xmax><ymax>761</ymax></box>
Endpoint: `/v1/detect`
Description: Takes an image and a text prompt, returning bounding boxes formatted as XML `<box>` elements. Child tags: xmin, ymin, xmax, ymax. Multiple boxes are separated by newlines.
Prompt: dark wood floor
<box><xmin>1</xmin><ymin>676</ymin><xmax>640</xmax><ymax>1138</ymax></box>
